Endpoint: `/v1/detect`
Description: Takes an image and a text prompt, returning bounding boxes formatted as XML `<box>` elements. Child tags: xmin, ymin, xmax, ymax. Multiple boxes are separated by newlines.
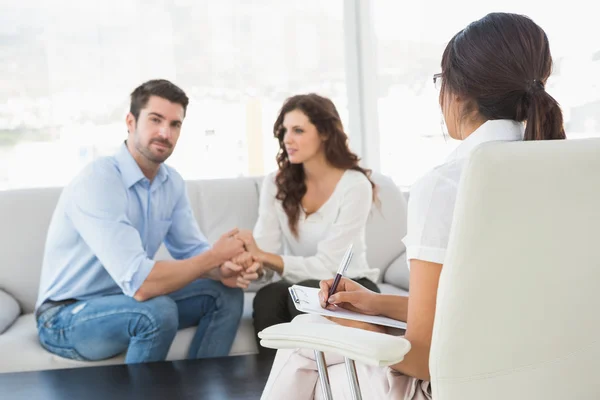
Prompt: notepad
<box><xmin>288</xmin><ymin>285</ymin><xmax>407</xmax><ymax>330</ymax></box>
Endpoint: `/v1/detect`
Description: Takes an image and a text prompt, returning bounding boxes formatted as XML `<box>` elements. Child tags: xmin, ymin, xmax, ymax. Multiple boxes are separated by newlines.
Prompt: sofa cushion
<box><xmin>382</xmin><ymin>252</ymin><xmax>410</xmax><ymax>291</ymax></box>
<box><xmin>0</xmin><ymin>313</ymin><xmax>125</xmax><ymax>373</ymax></box>
<box><xmin>192</xmin><ymin>177</ymin><xmax>260</xmax><ymax>243</ymax></box>
<box><xmin>0</xmin><ymin>291</ymin><xmax>259</xmax><ymax>374</ymax></box>
<box><xmin>0</xmin><ymin>290</ymin><xmax>20</xmax><ymax>334</ymax></box>
<box><xmin>153</xmin><ymin>178</ymin><xmax>259</xmax><ymax>263</ymax></box>
<box><xmin>365</xmin><ymin>173</ymin><xmax>408</xmax><ymax>280</ymax></box>
<box><xmin>0</xmin><ymin>187</ymin><xmax>63</xmax><ymax>313</ymax></box>
<box><xmin>378</xmin><ymin>283</ymin><xmax>409</xmax><ymax>297</ymax></box>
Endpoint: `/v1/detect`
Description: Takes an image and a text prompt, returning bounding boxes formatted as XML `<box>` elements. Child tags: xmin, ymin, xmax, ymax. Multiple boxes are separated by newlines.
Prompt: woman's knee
<box><xmin>296</xmin><ymin>279</ymin><xmax>321</xmax><ymax>288</ymax></box>
<box><xmin>253</xmin><ymin>281</ymin><xmax>290</xmax><ymax>310</ymax></box>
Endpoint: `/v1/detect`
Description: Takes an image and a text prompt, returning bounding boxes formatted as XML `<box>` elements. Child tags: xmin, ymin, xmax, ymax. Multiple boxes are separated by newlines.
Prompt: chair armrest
<box><xmin>258</xmin><ymin>322</ymin><xmax>411</xmax><ymax>367</ymax></box>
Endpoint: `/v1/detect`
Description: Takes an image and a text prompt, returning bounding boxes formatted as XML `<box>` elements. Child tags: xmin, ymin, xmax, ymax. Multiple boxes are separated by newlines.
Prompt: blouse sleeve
<box><xmin>402</xmin><ymin>169</ymin><xmax>459</xmax><ymax>265</ymax></box>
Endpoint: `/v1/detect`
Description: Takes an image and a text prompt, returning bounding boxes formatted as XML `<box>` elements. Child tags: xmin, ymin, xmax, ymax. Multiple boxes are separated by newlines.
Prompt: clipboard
<box><xmin>288</xmin><ymin>285</ymin><xmax>407</xmax><ymax>330</ymax></box>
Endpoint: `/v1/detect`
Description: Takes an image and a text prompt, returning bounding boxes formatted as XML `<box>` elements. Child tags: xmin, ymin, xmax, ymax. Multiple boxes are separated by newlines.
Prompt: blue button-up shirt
<box><xmin>36</xmin><ymin>143</ymin><xmax>210</xmax><ymax>309</ymax></box>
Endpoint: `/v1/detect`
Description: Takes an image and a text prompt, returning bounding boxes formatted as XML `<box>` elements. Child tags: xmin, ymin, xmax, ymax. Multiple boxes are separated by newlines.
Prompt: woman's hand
<box><xmin>318</xmin><ymin>277</ymin><xmax>381</xmax><ymax>316</ymax></box>
<box><xmin>235</xmin><ymin>229</ymin><xmax>285</xmax><ymax>275</ymax></box>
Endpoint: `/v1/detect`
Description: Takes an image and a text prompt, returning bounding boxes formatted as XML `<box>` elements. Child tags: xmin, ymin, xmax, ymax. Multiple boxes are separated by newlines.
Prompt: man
<box><xmin>35</xmin><ymin>79</ymin><xmax>259</xmax><ymax>363</ymax></box>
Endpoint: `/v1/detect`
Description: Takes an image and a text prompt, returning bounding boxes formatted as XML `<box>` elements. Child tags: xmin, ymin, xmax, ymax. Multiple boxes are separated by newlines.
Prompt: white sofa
<box><xmin>0</xmin><ymin>172</ymin><xmax>410</xmax><ymax>374</ymax></box>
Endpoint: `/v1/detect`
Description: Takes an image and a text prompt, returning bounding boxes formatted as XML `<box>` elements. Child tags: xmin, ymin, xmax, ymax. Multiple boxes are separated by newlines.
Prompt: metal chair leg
<box><xmin>344</xmin><ymin>357</ymin><xmax>362</xmax><ymax>400</ymax></box>
<box><xmin>314</xmin><ymin>350</ymin><xmax>334</xmax><ymax>400</ymax></box>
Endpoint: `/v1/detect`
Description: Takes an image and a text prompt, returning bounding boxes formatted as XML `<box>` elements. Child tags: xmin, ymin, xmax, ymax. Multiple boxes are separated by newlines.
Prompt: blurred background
<box><xmin>0</xmin><ymin>0</ymin><xmax>597</xmax><ymax>191</ymax></box>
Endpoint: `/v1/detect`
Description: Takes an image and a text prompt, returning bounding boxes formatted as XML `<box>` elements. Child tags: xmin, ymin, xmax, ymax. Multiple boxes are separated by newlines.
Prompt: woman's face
<box><xmin>281</xmin><ymin>109</ymin><xmax>325</xmax><ymax>164</ymax></box>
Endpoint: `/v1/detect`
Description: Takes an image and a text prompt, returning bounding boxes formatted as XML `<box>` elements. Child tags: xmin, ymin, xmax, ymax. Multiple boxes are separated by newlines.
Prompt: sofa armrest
<box><xmin>258</xmin><ymin>322</ymin><xmax>411</xmax><ymax>367</ymax></box>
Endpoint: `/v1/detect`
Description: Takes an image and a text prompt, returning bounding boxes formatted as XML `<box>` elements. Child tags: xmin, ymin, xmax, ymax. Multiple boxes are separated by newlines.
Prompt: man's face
<box><xmin>126</xmin><ymin>95</ymin><xmax>185</xmax><ymax>164</ymax></box>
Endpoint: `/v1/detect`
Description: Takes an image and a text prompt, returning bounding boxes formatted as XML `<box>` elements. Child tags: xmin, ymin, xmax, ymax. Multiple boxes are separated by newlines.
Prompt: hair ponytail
<box><xmin>524</xmin><ymin>84</ymin><xmax>566</xmax><ymax>141</ymax></box>
<box><xmin>441</xmin><ymin>13</ymin><xmax>566</xmax><ymax>142</ymax></box>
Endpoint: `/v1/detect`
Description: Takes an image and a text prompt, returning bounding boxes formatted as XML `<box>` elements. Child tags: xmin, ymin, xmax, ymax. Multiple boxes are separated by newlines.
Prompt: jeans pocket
<box><xmin>37</xmin><ymin>306</ymin><xmax>66</xmax><ymax>329</ymax></box>
<box><xmin>40</xmin><ymin>332</ymin><xmax>89</xmax><ymax>361</ymax></box>
<box><xmin>39</xmin><ymin>339</ymin><xmax>88</xmax><ymax>361</ymax></box>
<box><xmin>38</xmin><ymin>316</ymin><xmax>89</xmax><ymax>362</ymax></box>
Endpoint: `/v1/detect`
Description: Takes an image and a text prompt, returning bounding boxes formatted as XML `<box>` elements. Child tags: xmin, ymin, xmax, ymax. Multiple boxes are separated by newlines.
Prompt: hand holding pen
<box><xmin>318</xmin><ymin>244</ymin><xmax>381</xmax><ymax>315</ymax></box>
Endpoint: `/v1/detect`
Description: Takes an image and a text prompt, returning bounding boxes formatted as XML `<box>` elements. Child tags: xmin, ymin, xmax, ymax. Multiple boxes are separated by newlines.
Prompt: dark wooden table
<box><xmin>0</xmin><ymin>354</ymin><xmax>275</xmax><ymax>400</ymax></box>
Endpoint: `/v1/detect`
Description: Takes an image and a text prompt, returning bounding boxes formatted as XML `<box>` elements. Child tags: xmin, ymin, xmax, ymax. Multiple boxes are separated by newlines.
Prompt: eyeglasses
<box><xmin>433</xmin><ymin>73</ymin><xmax>442</xmax><ymax>91</ymax></box>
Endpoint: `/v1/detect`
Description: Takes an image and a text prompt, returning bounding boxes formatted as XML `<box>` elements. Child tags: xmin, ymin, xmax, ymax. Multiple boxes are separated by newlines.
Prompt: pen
<box><xmin>327</xmin><ymin>244</ymin><xmax>354</xmax><ymax>300</ymax></box>
<box><xmin>289</xmin><ymin>287</ymin><xmax>300</xmax><ymax>304</ymax></box>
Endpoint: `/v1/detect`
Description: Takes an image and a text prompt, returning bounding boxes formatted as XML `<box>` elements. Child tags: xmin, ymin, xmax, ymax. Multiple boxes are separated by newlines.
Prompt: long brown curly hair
<box><xmin>273</xmin><ymin>93</ymin><xmax>375</xmax><ymax>237</ymax></box>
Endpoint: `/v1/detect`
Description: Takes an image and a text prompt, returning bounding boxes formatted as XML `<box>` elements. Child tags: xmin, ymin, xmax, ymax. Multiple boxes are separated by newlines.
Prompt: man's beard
<box><xmin>136</xmin><ymin>136</ymin><xmax>173</xmax><ymax>164</ymax></box>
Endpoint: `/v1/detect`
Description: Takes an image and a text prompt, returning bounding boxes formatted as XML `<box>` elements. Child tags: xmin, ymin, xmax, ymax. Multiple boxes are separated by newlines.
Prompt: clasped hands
<box><xmin>213</xmin><ymin>228</ymin><xmax>265</xmax><ymax>289</ymax></box>
<box><xmin>213</xmin><ymin>229</ymin><xmax>387</xmax><ymax>334</ymax></box>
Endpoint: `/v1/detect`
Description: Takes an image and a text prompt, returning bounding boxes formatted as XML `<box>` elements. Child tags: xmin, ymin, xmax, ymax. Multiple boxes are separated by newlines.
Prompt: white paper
<box><xmin>288</xmin><ymin>285</ymin><xmax>407</xmax><ymax>330</ymax></box>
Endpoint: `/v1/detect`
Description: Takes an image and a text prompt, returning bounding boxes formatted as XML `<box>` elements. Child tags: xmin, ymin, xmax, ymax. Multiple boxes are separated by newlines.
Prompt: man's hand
<box><xmin>219</xmin><ymin>251</ymin><xmax>263</xmax><ymax>289</ymax></box>
<box><xmin>235</xmin><ymin>230</ymin><xmax>262</xmax><ymax>257</ymax></box>
<box><xmin>211</xmin><ymin>228</ymin><xmax>245</xmax><ymax>264</ymax></box>
<box><xmin>231</xmin><ymin>251</ymin><xmax>255</xmax><ymax>269</ymax></box>
<box><xmin>240</xmin><ymin>261</ymin><xmax>262</xmax><ymax>283</ymax></box>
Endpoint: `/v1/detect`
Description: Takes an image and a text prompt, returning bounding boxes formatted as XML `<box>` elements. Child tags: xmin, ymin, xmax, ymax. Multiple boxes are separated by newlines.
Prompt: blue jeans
<box><xmin>36</xmin><ymin>279</ymin><xmax>243</xmax><ymax>363</ymax></box>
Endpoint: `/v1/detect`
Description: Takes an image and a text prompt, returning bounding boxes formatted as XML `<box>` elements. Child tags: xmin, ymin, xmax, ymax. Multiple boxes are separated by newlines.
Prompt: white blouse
<box><xmin>402</xmin><ymin>119</ymin><xmax>525</xmax><ymax>265</ymax></box>
<box><xmin>253</xmin><ymin>169</ymin><xmax>380</xmax><ymax>284</ymax></box>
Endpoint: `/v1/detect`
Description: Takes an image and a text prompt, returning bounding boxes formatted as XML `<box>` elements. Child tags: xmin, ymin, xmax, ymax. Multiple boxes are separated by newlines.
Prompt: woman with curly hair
<box><xmin>236</xmin><ymin>93</ymin><xmax>381</xmax><ymax>357</ymax></box>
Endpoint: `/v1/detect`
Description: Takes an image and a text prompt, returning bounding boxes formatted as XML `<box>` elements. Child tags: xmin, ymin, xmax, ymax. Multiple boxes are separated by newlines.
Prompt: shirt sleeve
<box><xmin>281</xmin><ymin>176</ymin><xmax>373</xmax><ymax>283</ymax></box>
<box><xmin>402</xmin><ymin>169</ymin><xmax>458</xmax><ymax>265</ymax></box>
<box><xmin>164</xmin><ymin>179</ymin><xmax>211</xmax><ymax>260</ymax></box>
<box><xmin>66</xmin><ymin>165</ymin><xmax>155</xmax><ymax>297</ymax></box>
<box><xmin>253</xmin><ymin>173</ymin><xmax>283</xmax><ymax>254</ymax></box>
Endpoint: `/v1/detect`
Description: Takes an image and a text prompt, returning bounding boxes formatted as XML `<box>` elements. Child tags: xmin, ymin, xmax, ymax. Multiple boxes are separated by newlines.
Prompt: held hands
<box><xmin>235</xmin><ymin>229</ymin><xmax>262</xmax><ymax>259</ymax></box>
<box><xmin>219</xmin><ymin>229</ymin><xmax>266</xmax><ymax>289</ymax></box>
<box><xmin>212</xmin><ymin>228</ymin><xmax>245</xmax><ymax>265</ymax></box>
<box><xmin>220</xmin><ymin>251</ymin><xmax>263</xmax><ymax>289</ymax></box>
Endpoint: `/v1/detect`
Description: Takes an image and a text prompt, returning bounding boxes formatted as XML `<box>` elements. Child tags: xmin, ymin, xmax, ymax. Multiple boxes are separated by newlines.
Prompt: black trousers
<box><xmin>252</xmin><ymin>277</ymin><xmax>380</xmax><ymax>357</ymax></box>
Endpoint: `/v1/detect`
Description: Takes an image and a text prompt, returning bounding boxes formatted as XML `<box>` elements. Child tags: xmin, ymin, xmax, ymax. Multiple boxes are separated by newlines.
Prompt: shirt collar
<box><xmin>115</xmin><ymin>142</ymin><xmax>169</xmax><ymax>189</ymax></box>
<box><xmin>445</xmin><ymin>119</ymin><xmax>524</xmax><ymax>163</ymax></box>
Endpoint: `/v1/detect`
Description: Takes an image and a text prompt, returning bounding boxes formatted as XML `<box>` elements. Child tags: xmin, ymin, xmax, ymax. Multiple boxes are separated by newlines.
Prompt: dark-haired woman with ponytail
<box><xmin>261</xmin><ymin>12</ymin><xmax>565</xmax><ymax>399</ymax></box>
<box><xmin>235</xmin><ymin>93</ymin><xmax>381</xmax><ymax>357</ymax></box>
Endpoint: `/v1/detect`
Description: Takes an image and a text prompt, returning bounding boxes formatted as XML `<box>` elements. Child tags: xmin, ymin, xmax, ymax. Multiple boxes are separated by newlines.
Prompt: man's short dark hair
<box><xmin>130</xmin><ymin>79</ymin><xmax>189</xmax><ymax>121</ymax></box>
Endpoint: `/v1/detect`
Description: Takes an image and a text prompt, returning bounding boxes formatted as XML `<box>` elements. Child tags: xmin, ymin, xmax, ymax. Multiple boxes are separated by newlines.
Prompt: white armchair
<box><xmin>429</xmin><ymin>138</ymin><xmax>600</xmax><ymax>400</ymax></box>
<box><xmin>260</xmin><ymin>138</ymin><xmax>600</xmax><ymax>400</ymax></box>
<box><xmin>259</xmin><ymin>321</ymin><xmax>410</xmax><ymax>400</ymax></box>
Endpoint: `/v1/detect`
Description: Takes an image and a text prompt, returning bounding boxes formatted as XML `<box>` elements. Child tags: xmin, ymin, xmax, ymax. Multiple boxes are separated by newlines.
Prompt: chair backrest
<box><xmin>429</xmin><ymin>138</ymin><xmax>600</xmax><ymax>400</ymax></box>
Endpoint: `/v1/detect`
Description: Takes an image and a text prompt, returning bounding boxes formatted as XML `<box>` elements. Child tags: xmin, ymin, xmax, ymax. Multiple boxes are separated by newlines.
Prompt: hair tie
<box><xmin>527</xmin><ymin>79</ymin><xmax>545</xmax><ymax>94</ymax></box>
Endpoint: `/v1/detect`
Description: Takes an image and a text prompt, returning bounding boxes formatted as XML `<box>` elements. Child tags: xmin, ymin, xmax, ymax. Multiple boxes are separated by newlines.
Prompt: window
<box><xmin>0</xmin><ymin>0</ymin><xmax>346</xmax><ymax>190</ymax></box>
<box><xmin>2</xmin><ymin>1</ymin><xmax>597</xmax><ymax>191</ymax></box>
<box><xmin>373</xmin><ymin>0</ymin><xmax>600</xmax><ymax>188</ymax></box>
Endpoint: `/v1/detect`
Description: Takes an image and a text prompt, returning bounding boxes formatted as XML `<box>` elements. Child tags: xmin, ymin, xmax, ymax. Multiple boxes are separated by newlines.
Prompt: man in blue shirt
<box><xmin>35</xmin><ymin>79</ymin><xmax>258</xmax><ymax>363</ymax></box>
